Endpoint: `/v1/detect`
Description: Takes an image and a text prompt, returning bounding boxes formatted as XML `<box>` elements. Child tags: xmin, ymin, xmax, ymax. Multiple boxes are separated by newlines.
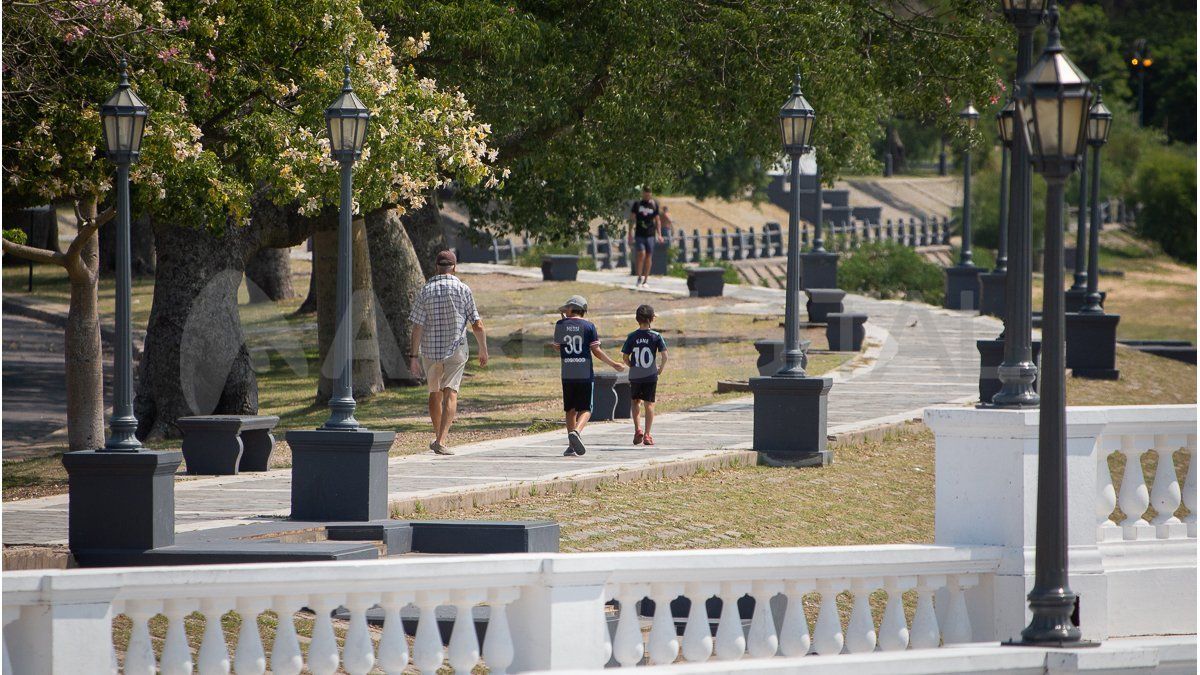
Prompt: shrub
<box><xmin>668</xmin><ymin>258</ymin><xmax>740</xmax><ymax>285</ymax></box>
<box><xmin>518</xmin><ymin>242</ymin><xmax>597</xmax><ymax>271</ymax></box>
<box><xmin>839</xmin><ymin>242</ymin><xmax>945</xmax><ymax>305</ymax></box>
<box><xmin>1132</xmin><ymin>149</ymin><xmax>1196</xmax><ymax>262</ymax></box>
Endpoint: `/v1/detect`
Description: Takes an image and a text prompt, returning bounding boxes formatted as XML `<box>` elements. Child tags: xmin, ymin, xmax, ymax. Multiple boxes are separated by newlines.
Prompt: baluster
<box><xmin>125</xmin><ymin>601</ymin><xmax>161</xmax><ymax>675</ymax></box>
<box><xmin>800</xmin><ymin>225</ymin><xmax>809</xmax><ymax>250</ymax></box>
<box><xmin>1150</xmin><ymin>435</ymin><xmax>1185</xmax><ymax>538</ymax></box>
<box><xmin>307</xmin><ymin>595</ymin><xmax>342</xmax><ymax>675</ymax></box>
<box><xmin>647</xmin><ymin>585</ymin><xmax>681</xmax><ymax>665</ymax></box>
<box><xmin>747</xmin><ymin>582</ymin><xmax>780</xmax><ymax>659</ymax></box>
<box><xmin>719</xmin><ymin>229</ymin><xmax>731</xmax><ymax>261</ymax></box>
<box><xmin>161</xmin><ymin>599</ymin><xmax>196</xmax><ymax>675</ymax></box>
<box><xmin>198</xmin><ymin>598</ymin><xmax>233</xmax><ymax>675</ymax></box>
<box><xmin>3</xmin><ymin>605</ymin><xmax>20</xmax><ymax>675</ymax></box>
<box><xmin>844</xmin><ymin>579</ymin><xmax>878</xmax><ymax>654</ymax></box>
<box><xmin>483</xmin><ymin>589</ymin><xmax>517</xmax><ymax>675</ymax></box>
<box><xmin>1184</xmin><ymin>435</ymin><xmax>1197</xmax><ymax>538</ymax></box>
<box><xmin>1097</xmin><ymin>444</ymin><xmax>1122</xmax><ymax>542</ymax></box>
<box><xmin>778</xmin><ymin>581</ymin><xmax>813</xmax><ymax>657</ymax></box>
<box><xmin>877</xmin><ymin>578</ymin><xmax>912</xmax><ymax>651</ymax></box>
<box><xmin>612</xmin><ymin>587</ymin><xmax>646</xmax><ymax>667</ymax></box>
<box><xmin>747</xmin><ymin>227</ymin><xmax>758</xmax><ymax>259</ymax></box>
<box><xmin>378</xmin><ymin>593</ymin><xmax>411</xmax><ymax>674</ymax></box>
<box><xmin>691</xmin><ymin>230</ymin><xmax>701</xmax><ymax>263</ymax></box>
<box><xmin>919</xmin><ymin>218</ymin><xmax>929</xmax><ymax>246</ymax></box>
<box><xmin>412</xmin><ymin>592</ymin><xmax>445</xmax><ymax>673</ymax></box>
<box><xmin>885</xmin><ymin>219</ymin><xmax>893</xmax><ymax>242</ymax></box>
<box><xmin>681</xmin><ymin>583</ymin><xmax>715</xmax><ymax>662</ymax></box>
<box><xmin>706</xmin><ymin>232</ymin><xmax>716</xmax><ymax>261</ymax></box>
<box><xmin>942</xmin><ymin>575</ymin><xmax>976</xmax><ymax>644</ymax></box>
<box><xmin>812</xmin><ymin>580</ymin><xmax>844</xmax><ymax>656</ymax></box>
<box><xmin>448</xmin><ymin>592</ymin><xmax>482</xmax><ymax>673</ymax></box>
<box><xmin>1119</xmin><ymin>435</ymin><xmax>1154</xmax><ymax>540</ymax></box>
<box><xmin>342</xmin><ymin>594</ymin><xmax>377</xmax><ymax>675</ymax></box>
<box><xmin>909</xmin><ymin>577</ymin><xmax>942</xmax><ymax>649</ymax></box>
<box><xmin>714</xmin><ymin>583</ymin><xmax>747</xmax><ymax>660</ymax></box>
<box><xmin>269</xmin><ymin>597</ymin><xmax>305</xmax><ymax>675</ymax></box>
<box><xmin>233</xmin><ymin>598</ymin><xmax>269</xmax><ymax>675</ymax></box>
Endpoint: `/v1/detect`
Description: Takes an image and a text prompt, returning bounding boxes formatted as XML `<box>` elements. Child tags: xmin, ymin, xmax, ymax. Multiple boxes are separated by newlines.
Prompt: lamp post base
<box><xmin>977</xmin><ymin>339</ymin><xmax>1042</xmax><ymax>406</ymax></box>
<box><xmin>1065</xmin><ymin>288</ymin><xmax>1106</xmax><ymax>313</ymax></box>
<box><xmin>799</xmin><ymin>251</ymin><xmax>838</xmax><ymax>290</ymax></box>
<box><xmin>1065</xmin><ymin>312</ymin><xmax>1121</xmax><ymax>380</ymax></box>
<box><xmin>62</xmin><ymin>449</ymin><xmax>183</xmax><ymax>560</ymax></box>
<box><xmin>287</xmin><ymin>429</ymin><xmax>396</xmax><ymax>521</ymax></box>
<box><xmin>749</xmin><ymin>375</ymin><xmax>833</xmax><ymax>467</ymax></box>
<box><xmin>979</xmin><ymin>270</ymin><xmax>1007</xmax><ymax>317</ymax></box>
<box><xmin>944</xmin><ymin>264</ymin><xmax>983</xmax><ymax>310</ymax></box>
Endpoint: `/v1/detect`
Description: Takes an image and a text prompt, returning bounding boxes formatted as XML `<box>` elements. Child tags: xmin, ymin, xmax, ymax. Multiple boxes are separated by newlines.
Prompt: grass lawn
<box><xmin>1</xmin><ymin>269</ymin><xmax>851</xmax><ymax>500</ymax></box>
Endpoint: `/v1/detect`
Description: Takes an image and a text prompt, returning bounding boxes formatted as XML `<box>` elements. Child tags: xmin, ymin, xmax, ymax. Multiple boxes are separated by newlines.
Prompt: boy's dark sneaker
<box><xmin>563</xmin><ymin>446</ymin><xmax>577</xmax><ymax>456</ymax></box>
<box><xmin>568</xmin><ymin>430</ymin><xmax>587</xmax><ymax>455</ymax></box>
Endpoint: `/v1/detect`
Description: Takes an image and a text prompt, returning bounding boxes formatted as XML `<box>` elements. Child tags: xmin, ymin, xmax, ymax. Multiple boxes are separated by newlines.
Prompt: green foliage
<box><xmin>370</xmin><ymin>0</ymin><xmax>1005</xmax><ymax>237</ymax></box>
<box><xmin>1132</xmin><ymin>150</ymin><xmax>1196</xmax><ymax>262</ymax></box>
<box><xmin>839</xmin><ymin>242</ymin><xmax>944</xmax><ymax>305</ymax></box>
<box><xmin>667</xmin><ymin>259</ymin><xmax>740</xmax><ymax>285</ymax></box>
<box><xmin>3</xmin><ymin>229</ymin><xmax>29</xmax><ymax>246</ymax></box>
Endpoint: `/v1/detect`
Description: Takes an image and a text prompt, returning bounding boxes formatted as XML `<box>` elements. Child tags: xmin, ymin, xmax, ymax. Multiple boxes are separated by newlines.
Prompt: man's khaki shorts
<box><xmin>422</xmin><ymin>343</ymin><xmax>469</xmax><ymax>393</ymax></box>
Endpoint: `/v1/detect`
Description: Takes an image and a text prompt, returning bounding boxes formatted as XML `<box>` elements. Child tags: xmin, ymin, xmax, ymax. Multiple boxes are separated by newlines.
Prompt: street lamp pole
<box><xmin>321</xmin><ymin>65</ymin><xmax>371</xmax><ymax>431</ymax></box>
<box><xmin>1015</xmin><ymin>4</ymin><xmax>1092</xmax><ymax>644</ymax></box>
<box><xmin>995</xmin><ymin>94</ymin><xmax>1014</xmax><ymax>273</ymax></box>
<box><xmin>993</xmin><ymin>0</ymin><xmax>1046</xmax><ymax>409</ymax></box>
<box><xmin>100</xmin><ymin>58</ymin><xmax>149</xmax><ymax>452</ymax></box>
<box><xmin>958</xmin><ymin>104</ymin><xmax>979</xmax><ymax>267</ymax></box>
<box><xmin>1082</xmin><ymin>88</ymin><xmax>1112</xmax><ymax>315</ymax></box>
<box><xmin>778</xmin><ymin>73</ymin><xmax>815</xmax><ymax>376</ymax></box>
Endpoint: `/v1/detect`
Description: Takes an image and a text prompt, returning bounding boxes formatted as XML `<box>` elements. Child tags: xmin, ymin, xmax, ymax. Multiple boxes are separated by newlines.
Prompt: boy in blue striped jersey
<box><xmin>621</xmin><ymin>304</ymin><xmax>669</xmax><ymax>446</ymax></box>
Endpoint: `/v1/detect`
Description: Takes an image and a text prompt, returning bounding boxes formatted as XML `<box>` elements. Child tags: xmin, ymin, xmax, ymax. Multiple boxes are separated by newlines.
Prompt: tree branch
<box><xmin>2</xmin><ymin>239</ymin><xmax>62</xmax><ymax>266</ymax></box>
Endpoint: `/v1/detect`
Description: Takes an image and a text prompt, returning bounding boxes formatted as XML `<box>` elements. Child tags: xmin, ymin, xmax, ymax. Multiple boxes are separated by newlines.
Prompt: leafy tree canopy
<box><xmin>368</xmin><ymin>0</ymin><xmax>1005</xmax><ymax>236</ymax></box>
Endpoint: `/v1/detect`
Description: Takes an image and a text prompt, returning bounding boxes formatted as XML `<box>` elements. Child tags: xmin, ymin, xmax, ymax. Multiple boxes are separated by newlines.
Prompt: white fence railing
<box><xmin>3</xmin><ymin>545</ymin><xmax>1002</xmax><ymax>674</ymax></box>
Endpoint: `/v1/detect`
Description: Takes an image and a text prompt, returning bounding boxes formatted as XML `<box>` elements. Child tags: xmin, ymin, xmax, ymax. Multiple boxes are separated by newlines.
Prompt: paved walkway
<box><xmin>2</xmin><ymin>266</ymin><xmax>999</xmax><ymax>545</ymax></box>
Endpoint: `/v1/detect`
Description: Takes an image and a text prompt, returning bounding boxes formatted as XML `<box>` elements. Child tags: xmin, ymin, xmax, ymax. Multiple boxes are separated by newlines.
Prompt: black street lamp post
<box><xmin>980</xmin><ymin>95</ymin><xmax>1016</xmax><ymax>317</ymax></box>
<box><xmin>1063</xmin><ymin>86</ymin><xmax>1120</xmax><ymax>379</ymax></box>
<box><xmin>750</xmin><ymin>73</ymin><xmax>833</xmax><ymax>468</ymax></box>
<box><xmin>1016</xmin><ymin>5</ymin><xmax>1092</xmax><ymax>644</ymax></box>
<box><xmin>944</xmin><ymin>104</ymin><xmax>982</xmax><ymax>310</ymax></box>
<box><xmin>100</xmin><ymin>58</ymin><xmax>149</xmax><ymax>452</ymax></box>
<box><xmin>992</xmin><ymin>0</ymin><xmax>1047</xmax><ymax>409</ymax></box>
<box><xmin>321</xmin><ymin>64</ymin><xmax>371</xmax><ymax>431</ymax></box>
<box><xmin>62</xmin><ymin>59</ymin><xmax>183</xmax><ymax>563</ymax></box>
<box><xmin>285</xmin><ymin>64</ymin><xmax>396</xmax><ymax>522</ymax></box>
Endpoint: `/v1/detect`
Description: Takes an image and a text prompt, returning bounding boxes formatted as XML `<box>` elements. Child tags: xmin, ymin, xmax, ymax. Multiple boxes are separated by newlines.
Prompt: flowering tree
<box><xmin>3</xmin><ymin>0</ymin><xmax>499</xmax><ymax>442</ymax></box>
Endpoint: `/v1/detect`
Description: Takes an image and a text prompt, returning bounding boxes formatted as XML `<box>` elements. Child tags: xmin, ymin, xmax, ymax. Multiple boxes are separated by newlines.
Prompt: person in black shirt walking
<box><xmin>628</xmin><ymin>186</ymin><xmax>664</xmax><ymax>287</ymax></box>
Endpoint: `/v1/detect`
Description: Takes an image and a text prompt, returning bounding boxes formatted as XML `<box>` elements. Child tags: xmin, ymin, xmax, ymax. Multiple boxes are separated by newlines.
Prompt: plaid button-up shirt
<box><xmin>409</xmin><ymin>274</ymin><xmax>480</xmax><ymax>361</ymax></box>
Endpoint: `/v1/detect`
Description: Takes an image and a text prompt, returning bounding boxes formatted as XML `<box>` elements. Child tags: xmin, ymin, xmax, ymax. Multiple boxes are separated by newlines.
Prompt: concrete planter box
<box><xmin>826</xmin><ymin>313</ymin><xmax>868</xmax><ymax>352</ymax></box>
<box><xmin>686</xmin><ymin>267</ymin><xmax>726</xmax><ymax>297</ymax></box>
<box><xmin>805</xmin><ymin>288</ymin><xmax>846</xmax><ymax>324</ymax></box>
<box><xmin>749</xmin><ymin>375</ymin><xmax>833</xmax><ymax>467</ymax></box>
<box><xmin>541</xmin><ymin>254</ymin><xmax>579</xmax><ymax>281</ymax></box>
<box><xmin>286</xmin><ymin>429</ymin><xmax>395</xmax><ymax>521</ymax></box>
<box><xmin>1066</xmin><ymin>312</ymin><xmax>1121</xmax><ymax>379</ymax></box>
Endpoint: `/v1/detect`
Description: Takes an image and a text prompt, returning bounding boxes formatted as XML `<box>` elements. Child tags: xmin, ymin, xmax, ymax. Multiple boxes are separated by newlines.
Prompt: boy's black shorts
<box><xmin>630</xmin><ymin>379</ymin><xmax>658</xmax><ymax>402</ymax></box>
<box><xmin>562</xmin><ymin>380</ymin><xmax>594</xmax><ymax>412</ymax></box>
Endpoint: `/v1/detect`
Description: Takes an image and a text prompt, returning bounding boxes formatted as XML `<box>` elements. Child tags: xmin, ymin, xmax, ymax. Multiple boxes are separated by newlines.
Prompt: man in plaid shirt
<box><xmin>409</xmin><ymin>250</ymin><xmax>488</xmax><ymax>455</ymax></box>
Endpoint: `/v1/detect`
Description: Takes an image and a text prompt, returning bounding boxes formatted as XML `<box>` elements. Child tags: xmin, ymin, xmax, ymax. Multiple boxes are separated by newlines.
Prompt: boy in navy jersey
<box><xmin>552</xmin><ymin>295</ymin><xmax>625</xmax><ymax>456</ymax></box>
<box><xmin>621</xmin><ymin>304</ymin><xmax>668</xmax><ymax>445</ymax></box>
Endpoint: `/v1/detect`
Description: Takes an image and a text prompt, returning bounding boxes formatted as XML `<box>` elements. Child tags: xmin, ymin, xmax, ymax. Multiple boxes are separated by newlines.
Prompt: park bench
<box><xmin>687</xmin><ymin>267</ymin><xmax>726</xmax><ymax>298</ymax></box>
<box><xmin>805</xmin><ymin>288</ymin><xmax>846</xmax><ymax>324</ymax></box>
<box><xmin>177</xmin><ymin>414</ymin><xmax>279</xmax><ymax>475</ymax></box>
<box><xmin>592</xmin><ymin>372</ymin><xmax>620</xmax><ymax>421</ymax></box>
<box><xmin>541</xmin><ymin>254</ymin><xmax>579</xmax><ymax>281</ymax></box>
<box><xmin>754</xmin><ymin>338</ymin><xmax>810</xmax><ymax>376</ymax></box>
<box><xmin>826</xmin><ymin>312</ymin><xmax>868</xmax><ymax>352</ymax></box>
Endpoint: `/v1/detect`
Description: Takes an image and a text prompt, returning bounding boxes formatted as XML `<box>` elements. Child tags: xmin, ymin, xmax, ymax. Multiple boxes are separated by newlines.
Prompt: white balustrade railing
<box><xmin>4</xmin><ymin>545</ymin><xmax>1003</xmax><ymax>674</ymax></box>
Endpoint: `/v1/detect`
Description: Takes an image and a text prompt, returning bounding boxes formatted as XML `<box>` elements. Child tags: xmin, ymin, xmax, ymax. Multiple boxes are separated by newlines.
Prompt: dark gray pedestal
<box><xmin>754</xmin><ymin>339</ymin><xmax>809</xmax><ymax>376</ymax></box>
<box><xmin>1066</xmin><ymin>312</ymin><xmax>1121</xmax><ymax>380</ymax></box>
<box><xmin>326</xmin><ymin>520</ymin><xmax>414</xmax><ymax>555</ymax></box>
<box><xmin>177</xmin><ymin>414</ymin><xmax>278</xmax><ymax>474</ymax></box>
<box><xmin>979</xmin><ymin>271</ymin><xmax>1006</xmax><ymax>318</ymax></box>
<box><xmin>629</xmin><ymin>245</ymin><xmax>669</xmax><ymax>276</ymax></box>
<box><xmin>409</xmin><ymin>520</ymin><xmax>560</xmax><ymax>553</ymax></box>
<box><xmin>687</xmin><ymin>267</ymin><xmax>726</xmax><ymax>297</ymax></box>
<box><xmin>944</xmin><ymin>265</ymin><xmax>982</xmax><ymax>310</ymax></box>
<box><xmin>62</xmin><ymin>450</ymin><xmax>183</xmax><ymax>558</ymax></box>
<box><xmin>1064</xmin><ymin>289</ymin><xmax>1106</xmax><ymax>314</ymax></box>
<box><xmin>749</xmin><ymin>376</ymin><xmax>833</xmax><ymax>467</ymax></box>
<box><xmin>977</xmin><ymin>338</ymin><xmax>1042</xmax><ymax>405</ymax></box>
<box><xmin>805</xmin><ymin>288</ymin><xmax>846</xmax><ymax>324</ymax></box>
<box><xmin>542</xmin><ymin>254</ymin><xmax>579</xmax><ymax>281</ymax></box>
<box><xmin>286</xmin><ymin>430</ymin><xmax>395</xmax><ymax>521</ymax></box>
<box><xmin>799</xmin><ymin>251</ymin><xmax>838</xmax><ymax>290</ymax></box>
<box><xmin>592</xmin><ymin>373</ymin><xmax>619</xmax><ymax>421</ymax></box>
<box><xmin>826</xmin><ymin>313</ymin><xmax>868</xmax><ymax>352</ymax></box>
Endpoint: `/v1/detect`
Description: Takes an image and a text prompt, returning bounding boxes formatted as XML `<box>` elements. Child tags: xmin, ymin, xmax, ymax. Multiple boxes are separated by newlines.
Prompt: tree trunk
<box><xmin>135</xmin><ymin>223</ymin><xmax>258</xmax><ymax>440</ymax></box>
<box><xmin>401</xmin><ymin>199</ymin><xmax>446</xmax><ymax>278</ymax></box>
<box><xmin>63</xmin><ymin>197</ymin><xmax>105</xmax><ymax>452</ymax></box>
<box><xmin>293</xmin><ymin>239</ymin><xmax>318</xmax><ymax>316</ymax></box>
<box><xmin>314</xmin><ymin>219</ymin><xmax>384</xmax><ymax>403</ymax></box>
<box><xmin>365</xmin><ymin>207</ymin><xmax>426</xmax><ymax>384</ymax></box>
<box><xmin>244</xmin><ymin>246</ymin><xmax>296</xmax><ymax>303</ymax></box>
<box><xmin>99</xmin><ymin>212</ymin><xmax>156</xmax><ymax>277</ymax></box>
